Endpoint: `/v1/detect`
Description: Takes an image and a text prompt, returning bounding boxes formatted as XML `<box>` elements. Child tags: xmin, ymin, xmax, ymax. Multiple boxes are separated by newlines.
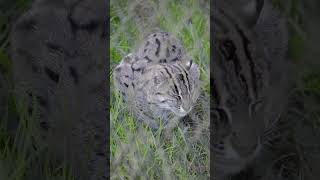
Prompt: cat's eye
<box><xmin>157</xmin><ymin>95</ymin><xmax>167</xmax><ymax>102</ymax></box>
<box><xmin>185</xmin><ymin>60</ymin><xmax>193</xmax><ymax>70</ymax></box>
<box><xmin>215</xmin><ymin>108</ymin><xmax>229</xmax><ymax>122</ymax></box>
<box><xmin>219</xmin><ymin>40</ymin><xmax>236</xmax><ymax>60</ymax></box>
<box><xmin>213</xmin><ymin>108</ymin><xmax>232</xmax><ymax>137</ymax></box>
<box><xmin>249</xmin><ymin>99</ymin><xmax>263</xmax><ymax>116</ymax></box>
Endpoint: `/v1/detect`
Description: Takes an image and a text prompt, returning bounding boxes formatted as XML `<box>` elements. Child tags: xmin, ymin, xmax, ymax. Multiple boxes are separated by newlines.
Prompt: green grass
<box><xmin>0</xmin><ymin>0</ymin><xmax>319</xmax><ymax>179</ymax></box>
<box><xmin>110</xmin><ymin>0</ymin><xmax>210</xmax><ymax>179</ymax></box>
<box><xmin>0</xmin><ymin>0</ymin><xmax>76</xmax><ymax>179</ymax></box>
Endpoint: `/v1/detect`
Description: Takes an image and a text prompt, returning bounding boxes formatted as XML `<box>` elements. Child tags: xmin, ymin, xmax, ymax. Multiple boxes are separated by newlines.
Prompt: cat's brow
<box><xmin>170</xmin><ymin>64</ymin><xmax>190</xmax><ymax>96</ymax></box>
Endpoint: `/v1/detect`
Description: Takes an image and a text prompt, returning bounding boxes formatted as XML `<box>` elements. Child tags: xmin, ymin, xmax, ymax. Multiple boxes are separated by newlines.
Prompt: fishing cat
<box><xmin>114</xmin><ymin>32</ymin><xmax>201</xmax><ymax>129</ymax></box>
<box><xmin>10</xmin><ymin>0</ymin><xmax>108</xmax><ymax>179</ymax></box>
<box><xmin>212</xmin><ymin>0</ymin><xmax>289</xmax><ymax>179</ymax></box>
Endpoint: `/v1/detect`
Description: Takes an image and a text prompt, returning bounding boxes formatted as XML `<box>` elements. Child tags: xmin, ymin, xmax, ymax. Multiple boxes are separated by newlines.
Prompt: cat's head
<box><xmin>215</xmin><ymin>0</ymin><xmax>264</xmax><ymax>27</ymax></box>
<box><xmin>143</xmin><ymin>59</ymin><xmax>200</xmax><ymax>117</ymax></box>
<box><xmin>212</xmin><ymin>0</ymin><xmax>289</xmax><ymax>177</ymax></box>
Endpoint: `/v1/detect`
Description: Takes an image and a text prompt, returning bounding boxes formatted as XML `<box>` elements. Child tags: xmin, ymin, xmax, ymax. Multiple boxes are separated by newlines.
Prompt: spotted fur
<box><xmin>114</xmin><ymin>32</ymin><xmax>200</xmax><ymax>129</ymax></box>
<box><xmin>136</xmin><ymin>32</ymin><xmax>185</xmax><ymax>64</ymax></box>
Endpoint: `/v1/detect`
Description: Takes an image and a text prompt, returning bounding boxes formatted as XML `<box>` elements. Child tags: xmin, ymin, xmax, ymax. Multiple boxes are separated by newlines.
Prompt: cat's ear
<box><xmin>184</xmin><ymin>59</ymin><xmax>193</xmax><ymax>71</ymax></box>
<box><xmin>120</xmin><ymin>53</ymin><xmax>134</xmax><ymax>65</ymax></box>
<box><xmin>239</xmin><ymin>0</ymin><xmax>264</xmax><ymax>27</ymax></box>
<box><xmin>223</xmin><ymin>0</ymin><xmax>264</xmax><ymax>27</ymax></box>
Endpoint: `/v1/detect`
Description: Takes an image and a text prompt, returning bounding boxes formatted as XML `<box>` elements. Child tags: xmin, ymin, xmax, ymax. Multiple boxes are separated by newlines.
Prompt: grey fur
<box><xmin>212</xmin><ymin>0</ymin><xmax>289</xmax><ymax>179</ymax></box>
<box><xmin>114</xmin><ymin>32</ymin><xmax>200</xmax><ymax>129</ymax></box>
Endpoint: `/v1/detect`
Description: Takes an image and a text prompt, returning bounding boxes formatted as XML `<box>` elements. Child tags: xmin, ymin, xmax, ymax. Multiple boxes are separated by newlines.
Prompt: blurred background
<box><xmin>0</xmin><ymin>0</ymin><xmax>319</xmax><ymax>179</ymax></box>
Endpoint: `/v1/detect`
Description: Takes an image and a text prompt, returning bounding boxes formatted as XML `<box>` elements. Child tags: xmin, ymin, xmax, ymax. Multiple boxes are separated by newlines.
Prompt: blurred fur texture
<box><xmin>212</xmin><ymin>0</ymin><xmax>320</xmax><ymax>180</ymax></box>
<box><xmin>212</xmin><ymin>0</ymin><xmax>292</xmax><ymax>179</ymax></box>
<box><xmin>10</xmin><ymin>0</ymin><xmax>108</xmax><ymax>179</ymax></box>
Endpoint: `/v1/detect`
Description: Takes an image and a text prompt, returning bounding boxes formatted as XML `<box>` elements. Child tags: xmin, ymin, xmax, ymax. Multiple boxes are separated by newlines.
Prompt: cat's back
<box><xmin>114</xmin><ymin>31</ymin><xmax>187</xmax><ymax>96</ymax></box>
<box><xmin>135</xmin><ymin>31</ymin><xmax>186</xmax><ymax>64</ymax></box>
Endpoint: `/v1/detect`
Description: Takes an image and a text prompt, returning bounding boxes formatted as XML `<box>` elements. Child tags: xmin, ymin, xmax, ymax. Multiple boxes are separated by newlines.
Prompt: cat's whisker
<box><xmin>114</xmin><ymin>31</ymin><xmax>202</xmax><ymax>131</ymax></box>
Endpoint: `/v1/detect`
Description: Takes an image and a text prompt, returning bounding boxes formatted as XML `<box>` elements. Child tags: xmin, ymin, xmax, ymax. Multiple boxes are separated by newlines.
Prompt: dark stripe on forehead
<box><xmin>172</xmin><ymin>81</ymin><xmax>180</xmax><ymax>95</ymax></box>
<box><xmin>163</xmin><ymin>67</ymin><xmax>172</xmax><ymax>78</ymax></box>
<box><xmin>169</xmin><ymin>64</ymin><xmax>189</xmax><ymax>96</ymax></box>
<box><xmin>163</xmin><ymin>67</ymin><xmax>179</xmax><ymax>95</ymax></box>
<box><xmin>173</xmin><ymin>64</ymin><xmax>191</xmax><ymax>94</ymax></box>
<box><xmin>177</xmin><ymin>63</ymin><xmax>191</xmax><ymax>92</ymax></box>
<box><xmin>214</xmin><ymin>6</ymin><xmax>259</xmax><ymax>99</ymax></box>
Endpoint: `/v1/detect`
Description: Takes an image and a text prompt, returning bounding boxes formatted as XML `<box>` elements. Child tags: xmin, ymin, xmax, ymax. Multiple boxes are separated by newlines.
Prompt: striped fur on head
<box><xmin>136</xmin><ymin>60</ymin><xmax>200</xmax><ymax>117</ymax></box>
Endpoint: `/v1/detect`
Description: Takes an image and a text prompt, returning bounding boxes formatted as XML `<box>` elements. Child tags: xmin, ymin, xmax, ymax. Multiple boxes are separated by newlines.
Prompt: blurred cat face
<box><xmin>144</xmin><ymin>61</ymin><xmax>200</xmax><ymax>117</ymax></box>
